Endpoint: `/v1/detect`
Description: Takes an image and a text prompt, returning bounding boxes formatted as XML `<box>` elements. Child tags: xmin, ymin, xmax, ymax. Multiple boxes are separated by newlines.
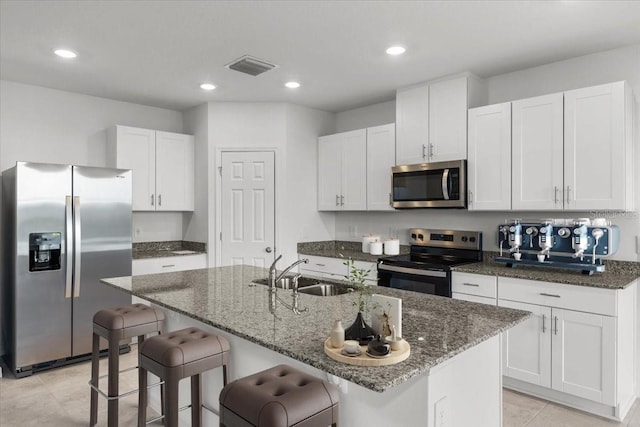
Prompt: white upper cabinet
<box><xmin>512</xmin><ymin>93</ymin><xmax>564</xmax><ymax>211</ymax></box>
<box><xmin>317</xmin><ymin>129</ymin><xmax>366</xmax><ymax>211</ymax></box>
<box><xmin>108</xmin><ymin>125</ymin><xmax>195</xmax><ymax>211</ymax></box>
<box><xmin>395</xmin><ymin>84</ymin><xmax>429</xmax><ymax>165</ymax></box>
<box><xmin>428</xmin><ymin>77</ymin><xmax>469</xmax><ymax>162</ymax></box>
<box><xmin>564</xmin><ymin>81</ymin><xmax>632</xmax><ymax>211</ymax></box>
<box><xmin>155</xmin><ymin>131</ymin><xmax>195</xmax><ymax>211</ymax></box>
<box><xmin>467</xmin><ymin>102</ymin><xmax>511</xmax><ymax>211</ymax></box>
<box><xmin>366</xmin><ymin>123</ymin><xmax>395</xmax><ymax>211</ymax></box>
<box><xmin>396</xmin><ymin>75</ymin><xmax>485</xmax><ymax>165</ymax></box>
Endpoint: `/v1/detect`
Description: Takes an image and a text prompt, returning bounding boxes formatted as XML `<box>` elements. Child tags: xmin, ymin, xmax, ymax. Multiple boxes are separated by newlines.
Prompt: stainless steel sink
<box><xmin>252</xmin><ymin>276</ymin><xmax>319</xmax><ymax>290</ymax></box>
<box><xmin>296</xmin><ymin>283</ymin><xmax>354</xmax><ymax>296</ymax></box>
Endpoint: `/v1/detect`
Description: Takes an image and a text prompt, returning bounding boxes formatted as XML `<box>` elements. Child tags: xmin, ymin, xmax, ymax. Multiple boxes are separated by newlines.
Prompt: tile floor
<box><xmin>1</xmin><ymin>346</ymin><xmax>639</xmax><ymax>426</ymax></box>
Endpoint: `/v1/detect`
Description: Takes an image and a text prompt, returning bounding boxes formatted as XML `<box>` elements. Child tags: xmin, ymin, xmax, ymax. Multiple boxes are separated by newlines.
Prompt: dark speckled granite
<box><xmin>453</xmin><ymin>252</ymin><xmax>639</xmax><ymax>289</ymax></box>
<box><xmin>298</xmin><ymin>240</ymin><xmax>409</xmax><ymax>263</ymax></box>
<box><xmin>101</xmin><ymin>265</ymin><xmax>530</xmax><ymax>393</ymax></box>
<box><xmin>133</xmin><ymin>241</ymin><xmax>206</xmax><ymax>259</ymax></box>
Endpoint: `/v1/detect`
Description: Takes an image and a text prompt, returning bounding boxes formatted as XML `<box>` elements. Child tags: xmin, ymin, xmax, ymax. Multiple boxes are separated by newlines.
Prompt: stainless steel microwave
<box><xmin>391</xmin><ymin>160</ymin><xmax>466</xmax><ymax>208</ymax></box>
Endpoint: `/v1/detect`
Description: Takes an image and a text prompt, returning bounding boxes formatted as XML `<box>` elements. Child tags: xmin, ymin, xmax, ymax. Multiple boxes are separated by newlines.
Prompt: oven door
<box><xmin>377</xmin><ymin>263</ymin><xmax>451</xmax><ymax>297</ymax></box>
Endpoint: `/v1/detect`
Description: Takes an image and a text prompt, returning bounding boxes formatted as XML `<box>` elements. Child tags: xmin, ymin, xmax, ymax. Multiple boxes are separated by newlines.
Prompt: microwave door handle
<box><xmin>442</xmin><ymin>168</ymin><xmax>450</xmax><ymax>200</ymax></box>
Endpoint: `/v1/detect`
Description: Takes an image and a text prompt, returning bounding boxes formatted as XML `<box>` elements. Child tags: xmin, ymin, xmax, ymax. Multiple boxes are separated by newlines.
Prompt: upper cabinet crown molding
<box><xmin>395</xmin><ymin>73</ymin><xmax>487</xmax><ymax>165</ymax></box>
<box><xmin>107</xmin><ymin>125</ymin><xmax>195</xmax><ymax>211</ymax></box>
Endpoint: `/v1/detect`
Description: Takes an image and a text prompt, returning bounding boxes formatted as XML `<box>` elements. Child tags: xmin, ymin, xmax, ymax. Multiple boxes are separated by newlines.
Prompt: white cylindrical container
<box><xmin>369</xmin><ymin>241</ymin><xmax>383</xmax><ymax>255</ymax></box>
<box><xmin>383</xmin><ymin>238</ymin><xmax>400</xmax><ymax>255</ymax></box>
<box><xmin>362</xmin><ymin>234</ymin><xmax>380</xmax><ymax>253</ymax></box>
<box><xmin>329</xmin><ymin>320</ymin><xmax>345</xmax><ymax>348</ymax></box>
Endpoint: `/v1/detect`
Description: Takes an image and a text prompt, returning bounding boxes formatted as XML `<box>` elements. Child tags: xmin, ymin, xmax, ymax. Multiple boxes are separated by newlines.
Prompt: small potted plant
<box><xmin>342</xmin><ymin>257</ymin><xmax>377</xmax><ymax>344</ymax></box>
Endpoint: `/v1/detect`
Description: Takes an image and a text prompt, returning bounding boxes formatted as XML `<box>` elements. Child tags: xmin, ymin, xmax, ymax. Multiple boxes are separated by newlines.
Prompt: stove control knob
<box><xmin>470</xmin><ymin>237</ymin><xmax>476</xmax><ymax>243</ymax></box>
<box><xmin>418</xmin><ymin>234</ymin><xmax>424</xmax><ymax>241</ymax></box>
<box><xmin>461</xmin><ymin>236</ymin><xmax>468</xmax><ymax>242</ymax></box>
<box><xmin>411</xmin><ymin>233</ymin><xmax>417</xmax><ymax>240</ymax></box>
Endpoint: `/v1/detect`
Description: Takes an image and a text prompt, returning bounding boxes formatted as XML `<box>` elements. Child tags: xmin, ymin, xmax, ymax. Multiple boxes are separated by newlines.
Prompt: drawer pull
<box><xmin>542</xmin><ymin>314</ymin><xmax>546</xmax><ymax>333</ymax></box>
<box><xmin>462</xmin><ymin>283</ymin><xmax>480</xmax><ymax>287</ymax></box>
<box><xmin>539</xmin><ymin>293</ymin><xmax>561</xmax><ymax>298</ymax></box>
<box><xmin>162</xmin><ymin>264</ymin><xmax>176</xmax><ymax>268</ymax></box>
<box><xmin>315</xmin><ymin>263</ymin><xmax>326</xmax><ymax>267</ymax></box>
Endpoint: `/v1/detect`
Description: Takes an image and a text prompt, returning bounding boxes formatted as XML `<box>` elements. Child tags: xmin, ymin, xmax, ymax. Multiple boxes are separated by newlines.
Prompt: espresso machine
<box><xmin>496</xmin><ymin>218</ymin><xmax>619</xmax><ymax>275</ymax></box>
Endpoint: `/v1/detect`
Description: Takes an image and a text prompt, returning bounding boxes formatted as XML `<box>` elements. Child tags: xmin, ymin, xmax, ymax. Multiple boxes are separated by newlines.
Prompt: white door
<box><xmin>395</xmin><ymin>84</ymin><xmax>429</xmax><ymax>165</ymax></box>
<box><xmin>366</xmin><ymin>123</ymin><xmax>395</xmax><ymax>211</ymax></box>
<box><xmin>512</xmin><ymin>93</ymin><xmax>564</xmax><ymax>211</ymax></box>
<box><xmin>429</xmin><ymin>76</ymin><xmax>468</xmax><ymax>161</ymax></box>
<box><xmin>564</xmin><ymin>82</ymin><xmax>625</xmax><ymax>210</ymax></box>
<box><xmin>155</xmin><ymin>131</ymin><xmax>195</xmax><ymax>211</ymax></box>
<box><xmin>317</xmin><ymin>134</ymin><xmax>342</xmax><ymax>211</ymax></box>
<box><xmin>467</xmin><ymin>102</ymin><xmax>511</xmax><ymax>211</ymax></box>
<box><xmin>115</xmin><ymin>126</ymin><xmax>156</xmax><ymax>211</ymax></box>
<box><xmin>551</xmin><ymin>308</ymin><xmax>616</xmax><ymax>405</ymax></box>
<box><xmin>220</xmin><ymin>151</ymin><xmax>275</xmax><ymax>268</ymax></box>
<box><xmin>340</xmin><ymin>129</ymin><xmax>367</xmax><ymax>211</ymax></box>
<box><xmin>499</xmin><ymin>299</ymin><xmax>552</xmax><ymax>387</ymax></box>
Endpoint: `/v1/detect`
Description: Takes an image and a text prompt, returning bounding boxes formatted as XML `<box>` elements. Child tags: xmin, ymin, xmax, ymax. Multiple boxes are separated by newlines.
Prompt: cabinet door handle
<box><xmin>340</xmin><ymin>195</ymin><xmax>344</xmax><ymax>206</ymax></box>
<box><xmin>468</xmin><ymin>190</ymin><xmax>473</xmax><ymax>205</ymax></box>
<box><xmin>151</xmin><ymin>194</ymin><xmax>154</xmax><ymax>206</ymax></box>
<box><xmin>389</xmin><ymin>193</ymin><xmax>392</xmax><ymax>207</ymax></box>
<box><xmin>554</xmin><ymin>316</ymin><xmax>558</xmax><ymax>335</ymax></box>
<box><xmin>158</xmin><ymin>194</ymin><xmax>162</xmax><ymax>206</ymax></box>
<box><xmin>539</xmin><ymin>293</ymin><xmax>561</xmax><ymax>298</ymax></box>
<box><xmin>429</xmin><ymin>143</ymin><xmax>434</xmax><ymax>159</ymax></box>
<box><xmin>542</xmin><ymin>314</ymin><xmax>546</xmax><ymax>333</ymax></box>
<box><xmin>566</xmin><ymin>186</ymin><xmax>571</xmax><ymax>204</ymax></box>
<box><xmin>336</xmin><ymin>195</ymin><xmax>340</xmax><ymax>206</ymax></box>
<box><xmin>554</xmin><ymin>186</ymin><xmax>559</xmax><ymax>204</ymax></box>
<box><xmin>462</xmin><ymin>283</ymin><xmax>479</xmax><ymax>287</ymax></box>
<box><xmin>422</xmin><ymin>144</ymin><xmax>427</xmax><ymax>159</ymax></box>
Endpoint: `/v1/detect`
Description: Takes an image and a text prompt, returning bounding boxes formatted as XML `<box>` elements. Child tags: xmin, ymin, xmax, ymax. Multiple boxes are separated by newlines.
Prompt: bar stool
<box><xmin>90</xmin><ymin>303</ymin><xmax>165</xmax><ymax>427</ymax></box>
<box><xmin>138</xmin><ymin>326</ymin><xmax>231</xmax><ymax>427</ymax></box>
<box><xmin>219</xmin><ymin>364</ymin><xmax>340</xmax><ymax>427</ymax></box>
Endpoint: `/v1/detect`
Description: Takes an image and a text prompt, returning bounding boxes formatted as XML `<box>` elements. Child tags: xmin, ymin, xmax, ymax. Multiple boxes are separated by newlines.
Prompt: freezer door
<box><xmin>14</xmin><ymin>162</ymin><xmax>73</xmax><ymax>369</ymax></box>
<box><xmin>71</xmin><ymin>166</ymin><xmax>132</xmax><ymax>356</ymax></box>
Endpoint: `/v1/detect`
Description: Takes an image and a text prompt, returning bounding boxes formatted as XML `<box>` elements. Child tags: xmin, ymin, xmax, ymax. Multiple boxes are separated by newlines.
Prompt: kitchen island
<box><xmin>101</xmin><ymin>265</ymin><xmax>530</xmax><ymax>427</ymax></box>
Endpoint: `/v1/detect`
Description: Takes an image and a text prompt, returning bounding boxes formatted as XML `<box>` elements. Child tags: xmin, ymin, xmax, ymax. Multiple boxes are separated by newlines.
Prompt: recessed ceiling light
<box><xmin>386</xmin><ymin>46</ymin><xmax>406</xmax><ymax>56</ymax></box>
<box><xmin>200</xmin><ymin>83</ymin><xmax>216</xmax><ymax>91</ymax></box>
<box><xmin>54</xmin><ymin>49</ymin><xmax>77</xmax><ymax>59</ymax></box>
<box><xmin>285</xmin><ymin>81</ymin><xmax>300</xmax><ymax>89</ymax></box>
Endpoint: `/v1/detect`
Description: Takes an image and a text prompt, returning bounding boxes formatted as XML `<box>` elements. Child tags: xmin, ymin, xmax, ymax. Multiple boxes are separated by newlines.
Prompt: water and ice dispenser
<box><xmin>496</xmin><ymin>219</ymin><xmax>619</xmax><ymax>274</ymax></box>
<box><xmin>29</xmin><ymin>232</ymin><xmax>62</xmax><ymax>272</ymax></box>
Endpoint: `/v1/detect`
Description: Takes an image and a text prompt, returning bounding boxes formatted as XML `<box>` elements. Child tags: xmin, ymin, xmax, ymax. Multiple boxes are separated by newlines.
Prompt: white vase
<box><xmin>330</xmin><ymin>320</ymin><xmax>345</xmax><ymax>348</ymax></box>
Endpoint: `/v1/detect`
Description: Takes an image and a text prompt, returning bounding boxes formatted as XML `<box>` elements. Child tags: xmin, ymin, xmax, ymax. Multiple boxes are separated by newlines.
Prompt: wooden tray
<box><xmin>324</xmin><ymin>338</ymin><xmax>410</xmax><ymax>366</ymax></box>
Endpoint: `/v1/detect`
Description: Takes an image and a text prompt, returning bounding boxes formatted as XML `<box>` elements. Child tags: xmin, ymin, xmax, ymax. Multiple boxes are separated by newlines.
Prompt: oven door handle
<box><xmin>442</xmin><ymin>168</ymin><xmax>450</xmax><ymax>200</ymax></box>
<box><xmin>378</xmin><ymin>264</ymin><xmax>447</xmax><ymax>278</ymax></box>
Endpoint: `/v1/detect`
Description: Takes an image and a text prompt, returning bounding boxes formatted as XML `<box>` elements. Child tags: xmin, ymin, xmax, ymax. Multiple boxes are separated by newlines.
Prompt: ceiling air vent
<box><xmin>225</xmin><ymin>55</ymin><xmax>277</xmax><ymax>76</ymax></box>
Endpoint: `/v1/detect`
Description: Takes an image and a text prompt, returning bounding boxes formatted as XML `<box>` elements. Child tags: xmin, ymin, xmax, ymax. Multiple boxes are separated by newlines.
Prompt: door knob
<box><xmin>265</xmin><ymin>247</ymin><xmax>272</xmax><ymax>253</ymax></box>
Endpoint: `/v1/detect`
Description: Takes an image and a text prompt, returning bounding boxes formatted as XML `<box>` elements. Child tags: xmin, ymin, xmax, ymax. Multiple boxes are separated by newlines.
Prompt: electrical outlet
<box><xmin>135</xmin><ymin>227</ymin><xmax>142</xmax><ymax>236</ymax></box>
<box><xmin>434</xmin><ymin>396</ymin><xmax>449</xmax><ymax>427</ymax></box>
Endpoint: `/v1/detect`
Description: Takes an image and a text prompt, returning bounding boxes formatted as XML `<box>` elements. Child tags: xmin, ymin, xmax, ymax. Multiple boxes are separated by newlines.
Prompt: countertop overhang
<box><xmin>101</xmin><ymin>265</ymin><xmax>530</xmax><ymax>393</ymax></box>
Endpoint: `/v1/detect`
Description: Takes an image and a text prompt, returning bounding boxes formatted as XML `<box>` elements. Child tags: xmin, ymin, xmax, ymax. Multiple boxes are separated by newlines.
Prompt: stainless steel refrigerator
<box><xmin>2</xmin><ymin>162</ymin><xmax>132</xmax><ymax>377</ymax></box>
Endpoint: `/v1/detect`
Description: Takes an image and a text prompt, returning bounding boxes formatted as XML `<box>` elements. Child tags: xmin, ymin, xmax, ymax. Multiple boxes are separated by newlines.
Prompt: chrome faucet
<box><xmin>268</xmin><ymin>255</ymin><xmax>309</xmax><ymax>316</ymax></box>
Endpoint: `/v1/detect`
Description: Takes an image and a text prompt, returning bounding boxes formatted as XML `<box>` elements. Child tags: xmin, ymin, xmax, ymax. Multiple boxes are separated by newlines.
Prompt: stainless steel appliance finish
<box><xmin>391</xmin><ymin>160</ymin><xmax>466</xmax><ymax>208</ymax></box>
<box><xmin>1</xmin><ymin>162</ymin><xmax>132</xmax><ymax>377</ymax></box>
<box><xmin>378</xmin><ymin>228</ymin><xmax>482</xmax><ymax>296</ymax></box>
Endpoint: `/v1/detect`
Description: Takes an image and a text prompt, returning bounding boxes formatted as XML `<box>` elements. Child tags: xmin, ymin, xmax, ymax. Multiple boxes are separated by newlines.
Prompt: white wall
<box><xmin>335</xmin><ymin>100</ymin><xmax>395</xmax><ymax>133</ymax></box>
<box><xmin>205</xmin><ymin>102</ymin><xmax>336</xmax><ymax>267</ymax></box>
<box><xmin>333</xmin><ymin>44</ymin><xmax>640</xmax><ymax>261</ymax></box>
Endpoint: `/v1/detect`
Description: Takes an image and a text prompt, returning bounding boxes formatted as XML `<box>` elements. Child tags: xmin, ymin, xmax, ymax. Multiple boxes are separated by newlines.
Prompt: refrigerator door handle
<box><xmin>65</xmin><ymin>196</ymin><xmax>73</xmax><ymax>298</ymax></box>
<box><xmin>73</xmin><ymin>196</ymin><xmax>82</xmax><ymax>298</ymax></box>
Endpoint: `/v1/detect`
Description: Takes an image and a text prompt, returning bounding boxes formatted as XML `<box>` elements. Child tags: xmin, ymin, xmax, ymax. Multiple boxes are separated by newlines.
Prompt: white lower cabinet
<box><xmin>498</xmin><ymin>276</ymin><xmax>636</xmax><ymax>419</ymax></box>
<box><xmin>451</xmin><ymin>272</ymin><xmax>497</xmax><ymax>305</ymax></box>
<box><xmin>132</xmin><ymin>254</ymin><xmax>207</xmax><ymax>276</ymax></box>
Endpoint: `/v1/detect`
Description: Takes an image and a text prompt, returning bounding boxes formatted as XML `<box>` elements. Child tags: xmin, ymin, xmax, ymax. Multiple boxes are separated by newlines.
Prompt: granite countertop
<box><xmin>297</xmin><ymin>240</ymin><xmax>410</xmax><ymax>263</ymax></box>
<box><xmin>101</xmin><ymin>265</ymin><xmax>530</xmax><ymax>393</ymax></box>
<box><xmin>453</xmin><ymin>253</ymin><xmax>640</xmax><ymax>290</ymax></box>
<box><xmin>133</xmin><ymin>241</ymin><xmax>206</xmax><ymax>259</ymax></box>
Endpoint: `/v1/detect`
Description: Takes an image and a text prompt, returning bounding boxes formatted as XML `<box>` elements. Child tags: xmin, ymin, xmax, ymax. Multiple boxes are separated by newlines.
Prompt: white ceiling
<box><xmin>2</xmin><ymin>1</ymin><xmax>640</xmax><ymax>113</ymax></box>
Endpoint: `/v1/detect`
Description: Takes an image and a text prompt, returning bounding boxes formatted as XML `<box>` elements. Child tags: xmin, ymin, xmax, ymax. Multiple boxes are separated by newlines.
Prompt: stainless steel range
<box><xmin>377</xmin><ymin>228</ymin><xmax>483</xmax><ymax>297</ymax></box>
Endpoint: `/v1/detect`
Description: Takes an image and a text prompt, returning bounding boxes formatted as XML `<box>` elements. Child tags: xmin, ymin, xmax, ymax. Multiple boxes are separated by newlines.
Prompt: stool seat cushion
<box><xmin>220</xmin><ymin>364</ymin><xmax>339</xmax><ymax>427</ymax></box>
<box><xmin>93</xmin><ymin>304</ymin><xmax>164</xmax><ymax>331</ymax></box>
<box><xmin>140</xmin><ymin>327</ymin><xmax>230</xmax><ymax>367</ymax></box>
